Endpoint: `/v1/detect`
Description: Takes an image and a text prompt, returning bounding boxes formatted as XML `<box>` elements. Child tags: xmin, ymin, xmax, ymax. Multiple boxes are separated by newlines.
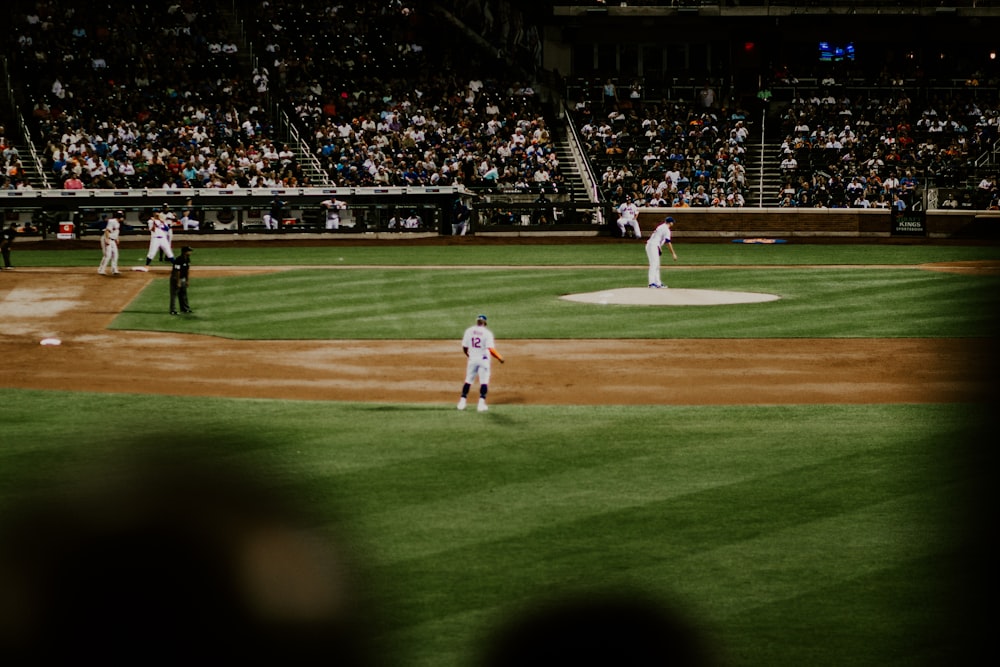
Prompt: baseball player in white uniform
<box><xmin>145</xmin><ymin>212</ymin><xmax>174</xmax><ymax>266</ymax></box>
<box><xmin>98</xmin><ymin>210</ymin><xmax>122</xmax><ymax>275</ymax></box>
<box><xmin>321</xmin><ymin>198</ymin><xmax>346</xmax><ymax>230</ymax></box>
<box><xmin>616</xmin><ymin>197</ymin><xmax>641</xmax><ymax>238</ymax></box>
<box><xmin>180</xmin><ymin>202</ymin><xmax>200</xmax><ymax>231</ymax></box>
<box><xmin>645</xmin><ymin>216</ymin><xmax>678</xmax><ymax>288</ymax></box>
<box><xmin>458</xmin><ymin>314</ymin><xmax>504</xmax><ymax>412</ymax></box>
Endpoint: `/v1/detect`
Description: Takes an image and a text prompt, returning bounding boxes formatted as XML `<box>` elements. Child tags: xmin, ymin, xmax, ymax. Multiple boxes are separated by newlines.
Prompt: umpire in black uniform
<box><xmin>1</xmin><ymin>222</ymin><xmax>16</xmax><ymax>269</ymax></box>
<box><xmin>170</xmin><ymin>246</ymin><xmax>194</xmax><ymax>315</ymax></box>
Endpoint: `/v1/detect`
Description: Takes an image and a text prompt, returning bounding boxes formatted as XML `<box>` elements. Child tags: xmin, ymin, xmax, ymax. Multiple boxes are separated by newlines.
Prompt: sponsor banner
<box><xmin>891</xmin><ymin>209</ymin><xmax>926</xmax><ymax>237</ymax></box>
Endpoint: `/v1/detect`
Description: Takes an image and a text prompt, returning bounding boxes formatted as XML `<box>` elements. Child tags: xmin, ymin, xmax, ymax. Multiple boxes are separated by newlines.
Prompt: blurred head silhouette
<box><xmin>0</xmin><ymin>441</ymin><xmax>376</xmax><ymax>664</ymax></box>
<box><xmin>480</xmin><ymin>589</ymin><xmax>716</xmax><ymax>667</ymax></box>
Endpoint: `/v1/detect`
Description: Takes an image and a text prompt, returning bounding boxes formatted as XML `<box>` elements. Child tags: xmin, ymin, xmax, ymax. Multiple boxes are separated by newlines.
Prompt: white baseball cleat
<box><xmin>477</xmin><ymin>398</ymin><xmax>488</xmax><ymax>412</ymax></box>
<box><xmin>457</xmin><ymin>397</ymin><xmax>467</xmax><ymax>411</ymax></box>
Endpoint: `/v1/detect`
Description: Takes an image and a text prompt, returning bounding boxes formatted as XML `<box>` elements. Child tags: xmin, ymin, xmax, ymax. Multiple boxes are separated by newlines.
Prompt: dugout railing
<box><xmin>0</xmin><ymin>186</ymin><xmax>607</xmax><ymax>238</ymax></box>
<box><xmin>3</xmin><ymin>187</ymin><xmax>997</xmax><ymax>240</ymax></box>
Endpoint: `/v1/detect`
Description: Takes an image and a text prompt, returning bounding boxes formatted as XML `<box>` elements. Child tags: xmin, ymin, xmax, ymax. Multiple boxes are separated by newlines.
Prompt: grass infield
<box><xmin>110</xmin><ymin>265</ymin><xmax>1000</xmax><ymax>339</ymax></box>
<box><xmin>77</xmin><ymin>243</ymin><xmax>1000</xmax><ymax>340</ymax></box>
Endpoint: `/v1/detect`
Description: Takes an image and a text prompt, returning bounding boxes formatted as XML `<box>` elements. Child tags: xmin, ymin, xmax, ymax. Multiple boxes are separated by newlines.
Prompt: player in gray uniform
<box><xmin>457</xmin><ymin>314</ymin><xmax>504</xmax><ymax>412</ymax></box>
<box><xmin>98</xmin><ymin>210</ymin><xmax>123</xmax><ymax>275</ymax></box>
<box><xmin>645</xmin><ymin>216</ymin><xmax>678</xmax><ymax>288</ymax></box>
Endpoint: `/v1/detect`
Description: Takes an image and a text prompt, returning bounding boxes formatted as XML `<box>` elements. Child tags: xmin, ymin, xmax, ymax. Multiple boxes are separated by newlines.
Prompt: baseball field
<box><xmin>2</xmin><ymin>238</ymin><xmax>998</xmax><ymax>664</ymax></box>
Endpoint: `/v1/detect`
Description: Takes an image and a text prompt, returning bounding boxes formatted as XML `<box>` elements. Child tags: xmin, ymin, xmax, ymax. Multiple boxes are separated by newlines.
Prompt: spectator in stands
<box><xmin>780</xmin><ymin>153</ymin><xmax>798</xmax><ymax>175</ymax></box>
<box><xmin>892</xmin><ymin>193</ymin><xmax>907</xmax><ymax>212</ymax></box>
<box><xmin>698</xmin><ymin>82</ymin><xmax>716</xmax><ymax>110</ymax></box>
<box><xmin>690</xmin><ymin>185</ymin><xmax>710</xmax><ymax>208</ymax></box>
<box><xmin>602</xmin><ymin>79</ymin><xmax>618</xmax><ymax>111</ymax></box>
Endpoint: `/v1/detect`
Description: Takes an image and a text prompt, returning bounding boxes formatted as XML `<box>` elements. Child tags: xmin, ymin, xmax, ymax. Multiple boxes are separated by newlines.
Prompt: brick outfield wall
<box><xmin>635</xmin><ymin>209</ymin><xmax>1000</xmax><ymax>240</ymax></box>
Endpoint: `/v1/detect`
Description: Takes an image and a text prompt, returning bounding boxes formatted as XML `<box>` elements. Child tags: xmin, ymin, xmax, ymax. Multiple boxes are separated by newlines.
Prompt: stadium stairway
<box><xmin>5</xmin><ymin>140</ymin><xmax>48</xmax><ymax>189</ymax></box>
<box><xmin>744</xmin><ymin>140</ymin><xmax>784</xmax><ymax>207</ymax></box>
<box><xmin>551</xmin><ymin>124</ymin><xmax>592</xmax><ymax>203</ymax></box>
<box><xmin>216</xmin><ymin>3</ymin><xmax>332</xmax><ymax>188</ymax></box>
<box><xmin>19</xmin><ymin>145</ymin><xmax>47</xmax><ymax>188</ymax></box>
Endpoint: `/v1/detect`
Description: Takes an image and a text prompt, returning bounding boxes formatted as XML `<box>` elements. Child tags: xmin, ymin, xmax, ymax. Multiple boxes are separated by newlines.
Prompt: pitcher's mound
<box><xmin>560</xmin><ymin>287</ymin><xmax>781</xmax><ymax>306</ymax></box>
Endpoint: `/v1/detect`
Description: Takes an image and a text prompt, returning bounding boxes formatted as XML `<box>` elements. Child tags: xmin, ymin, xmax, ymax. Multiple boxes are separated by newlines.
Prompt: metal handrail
<box><xmin>228</xmin><ymin>1</ymin><xmax>330</xmax><ymax>187</ymax></box>
<box><xmin>562</xmin><ymin>102</ymin><xmax>602</xmax><ymax>205</ymax></box>
<box><xmin>276</xmin><ymin>106</ymin><xmax>331</xmax><ymax>186</ymax></box>
<box><xmin>2</xmin><ymin>56</ymin><xmax>50</xmax><ymax>189</ymax></box>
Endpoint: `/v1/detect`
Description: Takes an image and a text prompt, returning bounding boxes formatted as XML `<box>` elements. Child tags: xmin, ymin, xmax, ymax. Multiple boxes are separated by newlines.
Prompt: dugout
<box><xmin>0</xmin><ymin>186</ymin><xmax>472</xmax><ymax>236</ymax></box>
<box><xmin>3</xmin><ymin>187</ymin><xmax>998</xmax><ymax>241</ymax></box>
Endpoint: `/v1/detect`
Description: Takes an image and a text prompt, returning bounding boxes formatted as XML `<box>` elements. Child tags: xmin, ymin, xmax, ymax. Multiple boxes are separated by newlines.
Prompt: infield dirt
<box><xmin>2</xmin><ymin>264</ymin><xmax>995</xmax><ymax>406</ymax></box>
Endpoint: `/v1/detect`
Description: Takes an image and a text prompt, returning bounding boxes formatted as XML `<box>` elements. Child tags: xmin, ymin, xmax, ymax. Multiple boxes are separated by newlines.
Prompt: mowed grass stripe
<box><xmin>14</xmin><ymin>243</ymin><xmax>1000</xmax><ymax>268</ymax></box>
<box><xmin>726</xmin><ymin>548</ymin><xmax>971</xmax><ymax>666</ymax></box>
<box><xmin>376</xmin><ymin>490</ymin><xmax>948</xmax><ymax>664</ymax></box>
<box><xmin>366</xmin><ymin>439</ymin><xmax>949</xmax><ymax>604</ymax></box>
<box><xmin>0</xmin><ymin>393</ymin><xmax>987</xmax><ymax>666</ymax></box>
<box><xmin>349</xmin><ymin>412</ymin><xmax>917</xmax><ymax>561</ymax></box>
<box><xmin>113</xmin><ymin>267</ymin><xmax>1000</xmax><ymax>338</ymax></box>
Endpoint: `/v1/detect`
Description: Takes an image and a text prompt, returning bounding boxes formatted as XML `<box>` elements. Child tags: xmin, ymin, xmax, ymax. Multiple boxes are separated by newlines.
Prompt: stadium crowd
<box><xmin>579</xmin><ymin>68</ymin><xmax>1000</xmax><ymax>210</ymax></box>
<box><xmin>242</xmin><ymin>0</ymin><xmax>565</xmax><ymax>194</ymax></box>
<box><xmin>4</xmin><ymin>0</ymin><xmax>998</xmax><ymax>211</ymax></box>
<box><xmin>771</xmin><ymin>79</ymin><xmax>1000</xmax><ymax>209</ymax></box>
<box><xmin>574</xmin><ymin>89</ymin><xmax>754</xmax><ymax>208</ymax></box>
<box><xmin>6</xmin><ymin>0</ymin><xmax>308</xmax><ymax>190</ymax></box>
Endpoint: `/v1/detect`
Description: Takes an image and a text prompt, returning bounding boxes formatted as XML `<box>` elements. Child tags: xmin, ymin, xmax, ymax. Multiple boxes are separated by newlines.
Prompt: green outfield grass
<box><xmin>0</xmin><ymin>390</ymin><xmax>989</xmax><ymax>666</ymax></box>
<box><xmin>12</xmin><ymin>240</ymin><xmax>1000</xmax><ymax>268</ymax></box>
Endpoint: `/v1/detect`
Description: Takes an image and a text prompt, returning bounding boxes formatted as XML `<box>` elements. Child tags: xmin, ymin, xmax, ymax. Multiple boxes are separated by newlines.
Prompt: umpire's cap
<box><xmin>181</xmin><ymin>246</ymin><xmax>194</xmax><ymax>253</ymax></box>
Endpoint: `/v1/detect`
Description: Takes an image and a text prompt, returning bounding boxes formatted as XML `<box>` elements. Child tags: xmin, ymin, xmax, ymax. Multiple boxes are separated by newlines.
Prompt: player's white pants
<box><xmin>182</xmin><ymin>217</ymin><xmax>200</xmax><ymax>230</ymax></box>
<box><xmin>618</xmin><ymin>216</ymin><xmax>641</xmax><ymax>238</ymax></box>
<box><xmin>325</xmin><ymin>216</ymin><xmax>340</xmax><ymax>230</ymax></box>
<box><xmin>646</xmin><ymin>242</ymin><xmax>662</xmax><ymax>285</ymax></box>
<box><xmin>464</xmin><ymin>356</ymin><xmax>492</xmax><ymax>386</ymax></box>
<box><xmin>263</xmin><ymin>214</ymin><xmax>278</xmax><ymax>229</ymax></box>
<box><xmin>453</xmin><ymin>222</ymin><xmax>468</xmax><ymax>236</ymax></box>
<box><xmin>147</xmin><ymin>235</ymin><xmax>173</xmax><ymax>260</ymax></box>
<box><xmin>99</xmin><ymin>241</ymin><xmax>119</xmax><ymax>273</ymax></box>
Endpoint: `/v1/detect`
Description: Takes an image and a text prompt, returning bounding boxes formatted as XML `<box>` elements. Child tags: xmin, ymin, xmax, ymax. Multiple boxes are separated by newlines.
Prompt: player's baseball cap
<box><xmin>665</xmin><ymin>216</ymin><xmax>675</xmax><ymax>222</ymax></box>
<box><xmin>477</xmin><ymin>314</ymin><xmax>487</xmax><ymax>322</ymax></box>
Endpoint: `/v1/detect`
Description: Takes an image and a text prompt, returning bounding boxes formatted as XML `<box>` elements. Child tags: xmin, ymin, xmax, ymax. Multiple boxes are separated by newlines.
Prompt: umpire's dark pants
<box><xmin>170</xmin><ymin>278</ymin><xmax>190</xmax><ymax>313</ymax></box>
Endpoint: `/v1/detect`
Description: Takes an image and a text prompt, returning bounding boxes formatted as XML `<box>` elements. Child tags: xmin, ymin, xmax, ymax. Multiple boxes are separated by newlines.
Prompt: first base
<box><xmin>40</xmin><ymin>338</ymin><xmax>62</xmax><ymax>346</ymax></box>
